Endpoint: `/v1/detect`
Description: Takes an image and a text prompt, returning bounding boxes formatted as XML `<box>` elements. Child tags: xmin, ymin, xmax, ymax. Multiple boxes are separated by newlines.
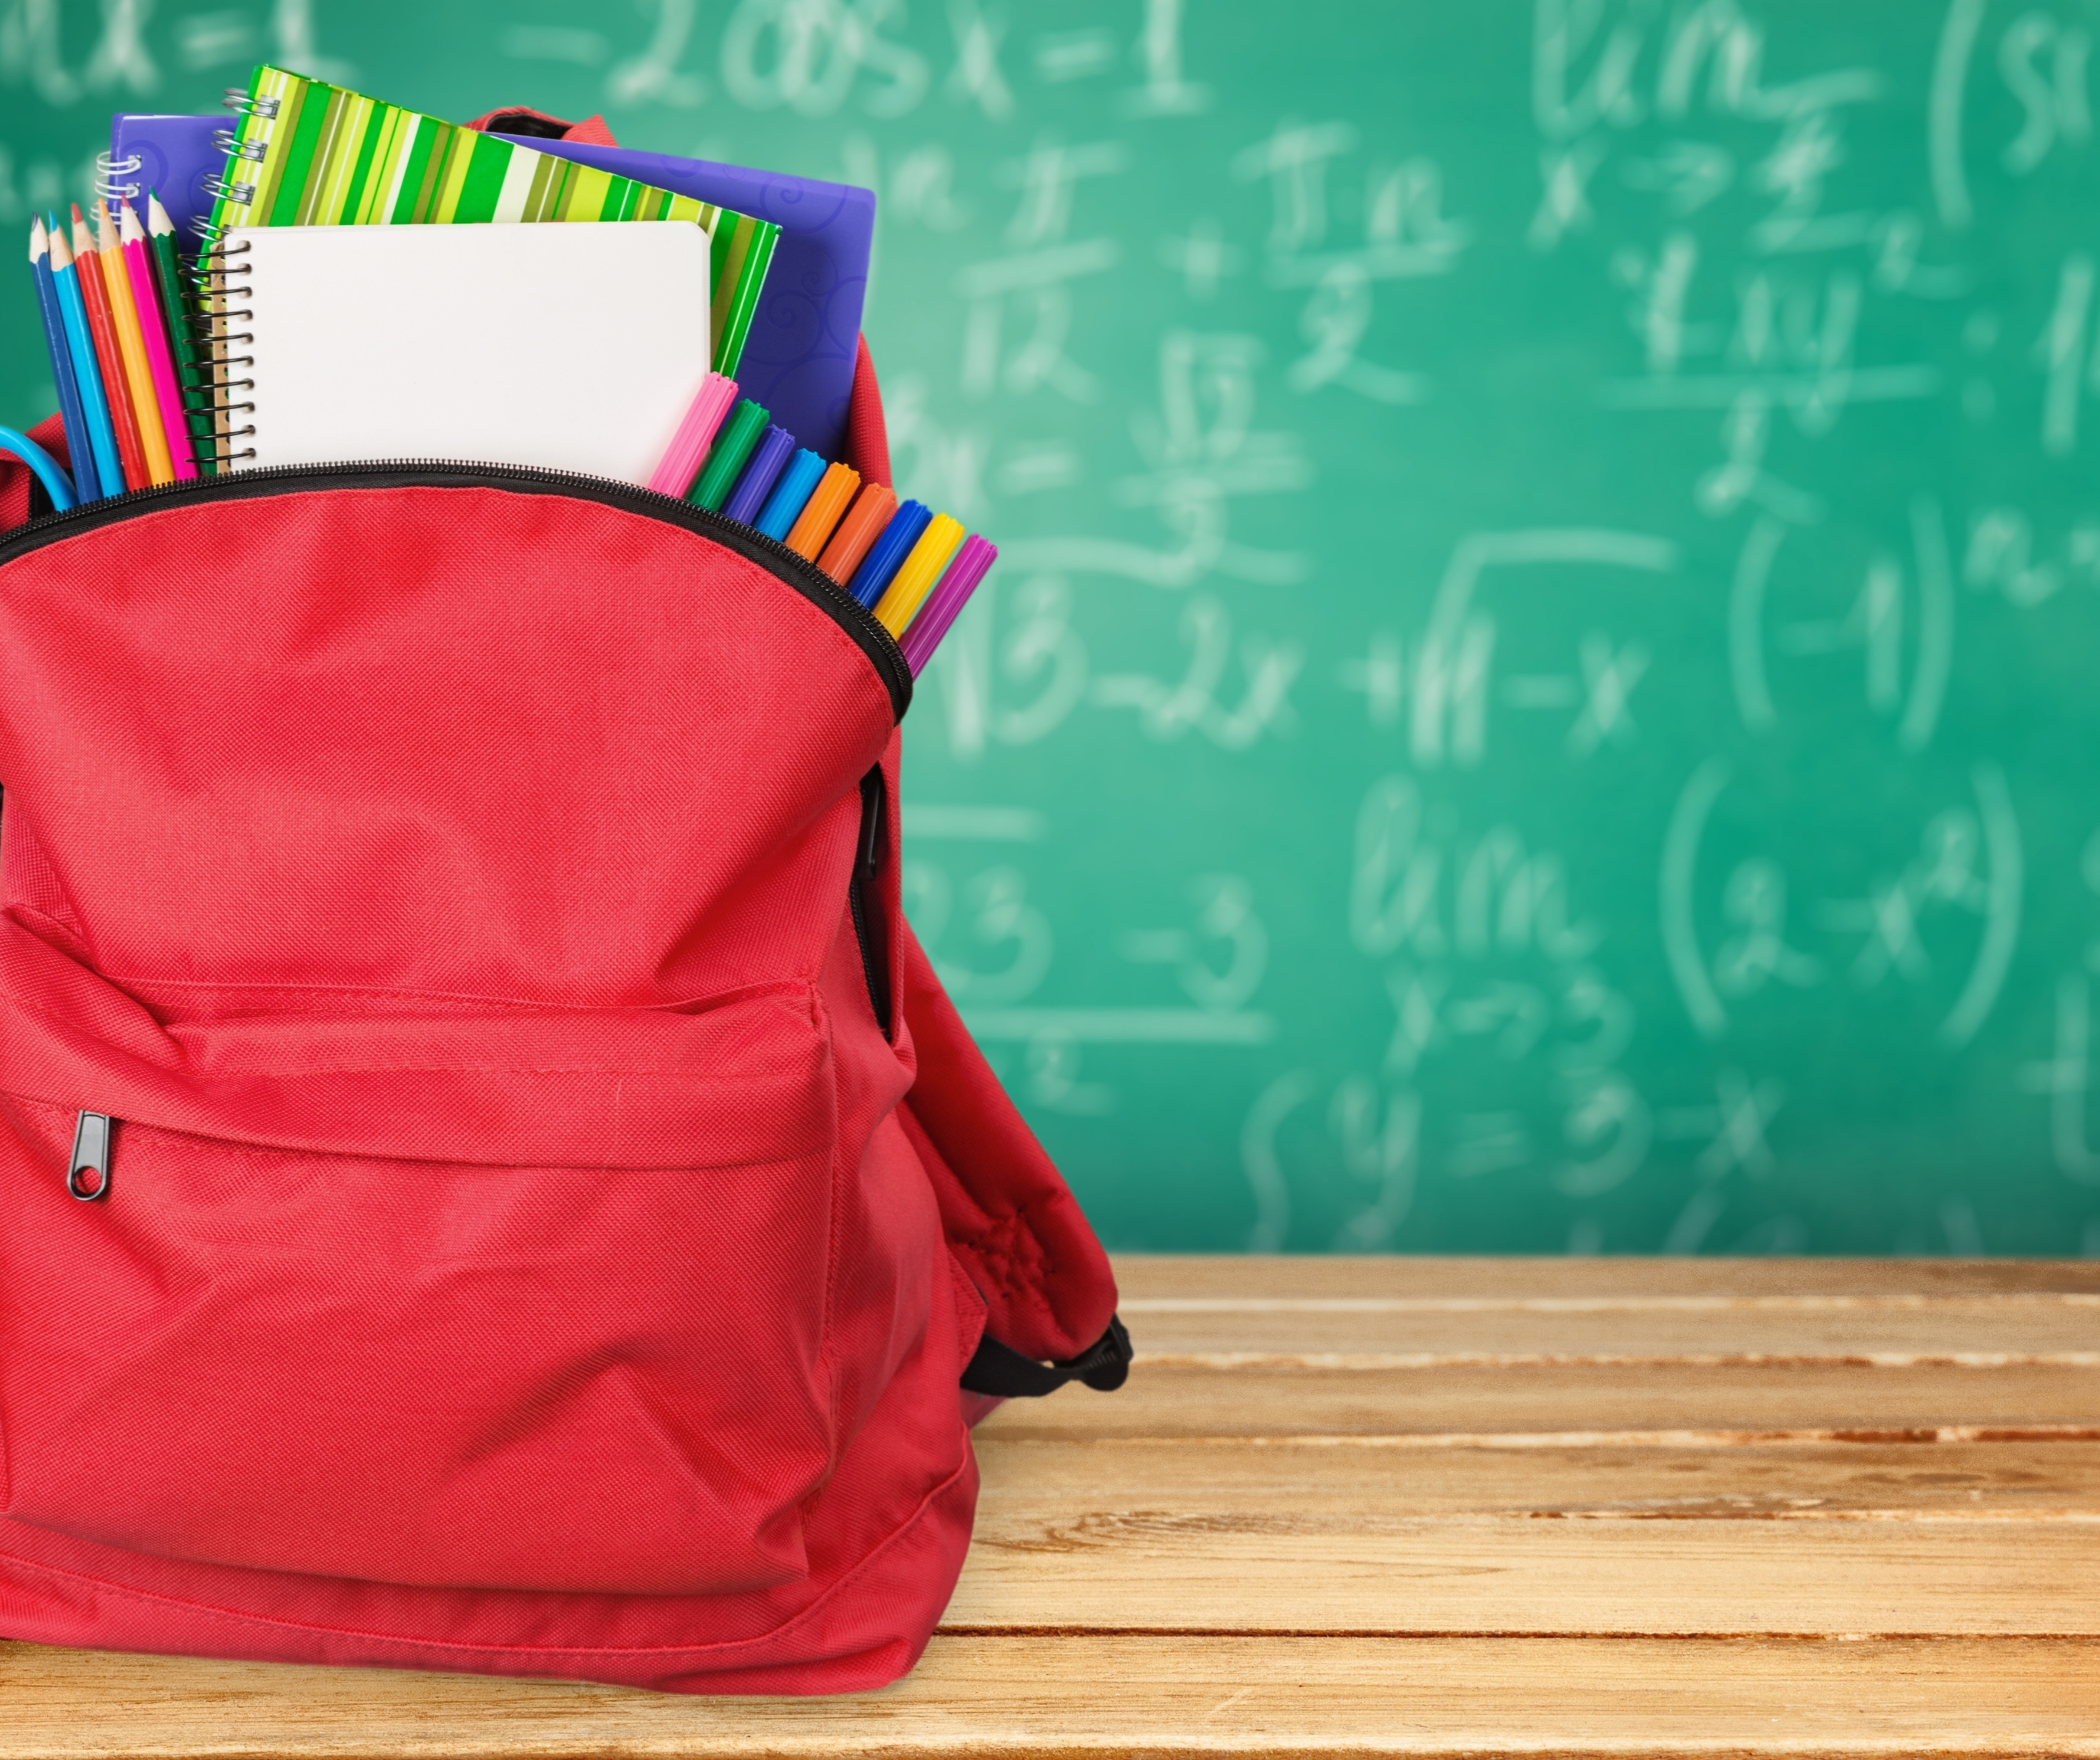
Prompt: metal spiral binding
<box><xmin>212</xmin><ymin>129</ymin><xmax>269</xmax><ymax>163</ymax></box>
<box><xmin>203</xmin><ymin>173</ymin><xmax>258</xmax><ymax>207</ymax></box>
<box><xmin>182</xmin><ymin>84</ymin><xmax>281</xmax><ymax>417</ymax></box>
<box><xmin>93</xmin><ymin>151</ymin><xmax>142</xmax><ymax>204</ymax></box>
<box><xmin>199</xmin><ymin>85</ymin><xmax>280</xmax><ymax>244</ymax></box>
<box><xmin>189</xmin><ymin>238</ymin><xmax>258</xmax><ymax>467</ymax></box>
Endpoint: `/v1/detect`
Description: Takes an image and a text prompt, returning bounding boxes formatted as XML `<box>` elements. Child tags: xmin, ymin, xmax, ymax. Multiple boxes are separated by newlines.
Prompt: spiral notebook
<box><xmin>207</xmin><ymin>65</ymin><xmax>778</xmax><ymax>377</ymax></box>
<box><xmin>199</xmin><ymin>222</ymin><xmax>716</xmax><ymax>482</ymax></box>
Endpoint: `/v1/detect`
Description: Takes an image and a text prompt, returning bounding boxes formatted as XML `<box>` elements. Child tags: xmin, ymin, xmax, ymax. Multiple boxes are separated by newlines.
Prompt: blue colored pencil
<box><xmin>26</xmin><ymin>219</ymin><xmax>85</xmax><ymax>506</ymax></box>
<box><xmin>847</xmin><ymin>500</ymin><xmax>933</xmax><ymax>608</ymax></box>
<box><xmin>44</xmin><ymin>215</ymin><xmax>125</xmax><ymax>500</ymax></box>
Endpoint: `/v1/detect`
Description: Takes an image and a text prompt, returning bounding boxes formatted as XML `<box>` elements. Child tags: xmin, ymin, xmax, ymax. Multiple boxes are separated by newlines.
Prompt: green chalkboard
<box><xmin>6</xmin><ymin>0</ymin><xmax>2100</xmax><ymax>1256</ymax></box>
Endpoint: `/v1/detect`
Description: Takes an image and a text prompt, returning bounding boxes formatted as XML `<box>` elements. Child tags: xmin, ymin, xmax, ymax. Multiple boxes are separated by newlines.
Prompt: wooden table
<box><xmin>7</xmin><ymin>1256</ymin><xmax>2099</xmax><ymax>1756</ymax></box>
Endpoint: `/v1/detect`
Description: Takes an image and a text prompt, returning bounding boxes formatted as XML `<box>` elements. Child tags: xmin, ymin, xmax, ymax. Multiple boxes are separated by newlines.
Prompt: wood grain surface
<box><xmin>3</xmin><ymin>1256</ymin><xmax>2095</xmax><ymax>1757</ymax></box>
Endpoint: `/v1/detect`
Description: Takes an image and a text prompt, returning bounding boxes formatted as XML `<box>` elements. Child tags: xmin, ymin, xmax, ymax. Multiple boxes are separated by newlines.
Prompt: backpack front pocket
<box><xmin>0</xmin><ymin>990</ymin><xmax>846</xmax><ymax>1596</ymax></box>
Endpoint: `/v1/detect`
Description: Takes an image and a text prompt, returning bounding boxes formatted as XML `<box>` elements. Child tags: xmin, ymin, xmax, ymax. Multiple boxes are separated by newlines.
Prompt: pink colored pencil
<box><xmin>648</xmin><ymin>372</ymin><xmax>737</xmax><ymax>496</ymax></box>
<box><xmin>117</xmin><ymin>199</ymin><xmax>195</xmax><ymax>479</ymax></box>
<box><xmin>900</xmin><ymin>536</ymin><xmax>996</xmax><ymax>675</ymax></box>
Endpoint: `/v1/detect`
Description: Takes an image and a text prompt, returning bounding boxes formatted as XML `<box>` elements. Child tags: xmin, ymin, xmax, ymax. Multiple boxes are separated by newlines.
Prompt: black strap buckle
<box><xmin>961</xmin><ymin>1314</ymin><xmax>1131</xmax><ymax>1398</ymax></box>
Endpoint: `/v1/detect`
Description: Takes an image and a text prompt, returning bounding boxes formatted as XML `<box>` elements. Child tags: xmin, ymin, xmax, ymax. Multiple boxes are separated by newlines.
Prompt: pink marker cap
<box><xmin>648</xmin><ymin>372</ymin><xmax>738</xmax><ymax>497</ymax></box>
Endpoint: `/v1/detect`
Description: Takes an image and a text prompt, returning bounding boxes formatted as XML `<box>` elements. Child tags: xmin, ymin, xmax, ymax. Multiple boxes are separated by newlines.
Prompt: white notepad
<box><xmin>222</xmin><ymin>222</ymin><xmax>714</xmax><ymax>484</ymax></box>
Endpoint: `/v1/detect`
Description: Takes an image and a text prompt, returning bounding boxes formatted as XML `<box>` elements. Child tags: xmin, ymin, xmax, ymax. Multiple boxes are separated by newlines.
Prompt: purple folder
<box><xmin>495</xmin><ymin>138</ymin><xmax>873</xmax><ymax>462</ymax></box>
<box><xmin>101</xmin><ymin>114</ymin><xmax>229</xmax><ymax>244</ymax></box>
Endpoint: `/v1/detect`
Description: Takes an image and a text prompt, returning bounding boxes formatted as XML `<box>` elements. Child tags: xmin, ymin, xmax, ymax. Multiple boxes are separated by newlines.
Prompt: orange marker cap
<box><xmin>816</xmin><ymin>482</ymin><xmax>898</xmax><ymax>584</ymax></box>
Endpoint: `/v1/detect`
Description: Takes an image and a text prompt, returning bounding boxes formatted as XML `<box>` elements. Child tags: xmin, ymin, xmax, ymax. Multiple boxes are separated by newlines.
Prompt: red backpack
<box><xmin>0</xmin><ymin>342</ymin><xmax>1126</xmax><ymax>1694</ymax></box>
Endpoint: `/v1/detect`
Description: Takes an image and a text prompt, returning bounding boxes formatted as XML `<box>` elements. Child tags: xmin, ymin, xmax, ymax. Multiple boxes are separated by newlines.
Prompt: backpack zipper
<box><xmin>848</xmin><ymin>768</ymin><xmax>893</xmax><ymax>1035</ymax></box>
<box><xmin>0</xmin><ymin>461</ymin><xmax>912</xmax><ymax>720</ymax></box>
<box><xmin>68</xmin><ymin>1111</ymin><xmax>112</xmax><ymax>1200</ymax></box>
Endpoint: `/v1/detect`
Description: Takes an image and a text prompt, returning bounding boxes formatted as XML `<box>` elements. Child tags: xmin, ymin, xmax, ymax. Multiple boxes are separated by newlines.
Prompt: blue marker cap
<box><xmin>848</xmin><ymin>500</ymin><xmax>932</xmax><ymax>607</ymax></box>
<box><xmin>753</xmin><ymin>447</ymin><xmax>828</xmax><ymax>542</ymax></box>
<box><xmin>721</xmin><ymin>424</ymin><xmax>796</xmax><ymax>525</ymax></box>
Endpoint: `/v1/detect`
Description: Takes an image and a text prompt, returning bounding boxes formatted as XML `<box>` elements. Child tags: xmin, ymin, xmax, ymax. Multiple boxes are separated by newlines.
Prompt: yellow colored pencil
<box><xmin>94</xmin><ymin>199</ymin><xmax>173</xmax><ymax>485</ymax></box>
<box><xmin>875</xmin><ymin>513</ymin><xmax>967</xmax><ymax>636</ymax></box>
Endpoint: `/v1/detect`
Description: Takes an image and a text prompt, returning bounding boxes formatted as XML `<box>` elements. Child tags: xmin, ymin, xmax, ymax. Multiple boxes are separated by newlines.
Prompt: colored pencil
<box><xmin>96</xmin><ymin>199</ymin><xmax>172</xmax><ymax>486</ymax></box>
<box><xmin>146</xmin><ymin>195</ymin><xmax>214</xmax><ymax>476</ymax></box>
<box><xmin>783</xmin><ymin>462</ymin><xmax>861</xmax><ymax>560</ymax></box>
<box><xmin>71</xmin><ymin>206</ymin><xmax>148</xmax><ymax>489</ymax></box>
<box><xmin>875</xmin><ymin>513</ymin><xmax>967</xmax><ymax>636</ymax></box>
<box><xmin>27</xmin><ymin>219</ymin><xmax>86</xmax><ymax>504</ymax></box>
<box><xmin>119</xmin><ymin>202</ymin><xmax>194</xmax><ymax>480</ymax></box>
<box><xmin>815</xmin><ymin>482</ymin><xmax>898</xmax><ymax>585</ymax></box>
<box><xmin>45</xmin><ymin>219</ymin><xmax>124</xmax><ymax>499</ymax></box>
<box><xmin>648</xmin><ymin>372</ymin><xmax>737</xmax><ymax>497</ymax></box>
<box><xmin>899</xmin><ymin>536</ymin><xmax>998</xmax><ymax>675</ymax></box>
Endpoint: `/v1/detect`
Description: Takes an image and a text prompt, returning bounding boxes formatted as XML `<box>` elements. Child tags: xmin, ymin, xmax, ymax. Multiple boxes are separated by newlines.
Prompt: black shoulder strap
<box><xmin>961</xmin><ymin>1315</ymin><xmax>1131</xmax><ymax>1398</ymax></box>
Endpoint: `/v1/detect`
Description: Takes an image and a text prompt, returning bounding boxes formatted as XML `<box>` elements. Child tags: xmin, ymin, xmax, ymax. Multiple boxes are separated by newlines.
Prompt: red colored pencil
<box><xmin>70</xmin><ymin>204</ymin><xmax>147</xmax><ymax>489</ymax></box>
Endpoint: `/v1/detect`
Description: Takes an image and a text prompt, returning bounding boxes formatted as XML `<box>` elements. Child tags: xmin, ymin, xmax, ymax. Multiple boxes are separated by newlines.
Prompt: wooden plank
<box><xmin>978</xmin><ymin>1358</ymin><xmax>2100</xmax><ymax>1439</ymax></box>
<box><xmin>5</xmin><ymin>1635</ymin><xmax>2100</xmax><ymax>1757</ymax></box>
<box><xmin>943</xmin><ymin>1513</ymin><xmax>2100</xmax><ymax>1634</ymax></box>
<box><xmin>972</xmin><ymin>1436</ymin><xmax>2100</xmax><ymax>1518</ymax></box>
<box><xmin>6</xmin><ymin>1258</ymin><xmax>2096</xmax><ymax>1755</ymax></box>
<box><xmin>953</xmin><ymin>1425</ymin><xmax>2100</xmax><ymax>1634</ymax></box>
<box><xmin>1116</xmin><ymin>1294</ymin><xmax>2100</xmax><ymax>1357</ymax></box>
<box><xmin>1112</xmin><ymin>1256</ymin><xmax>2100</xmax><ymax>1300</ymax></box>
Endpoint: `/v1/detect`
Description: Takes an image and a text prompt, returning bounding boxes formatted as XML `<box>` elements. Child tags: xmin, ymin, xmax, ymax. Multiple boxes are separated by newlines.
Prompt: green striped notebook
<box><xmin>206</xmin><ymin>65</ymin><xmax>779</xmax><ymax>377</ymax></box>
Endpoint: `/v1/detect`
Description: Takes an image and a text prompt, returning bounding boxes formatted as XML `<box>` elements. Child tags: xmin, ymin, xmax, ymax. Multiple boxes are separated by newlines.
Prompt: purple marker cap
<box><xmin>901</xmin><ymin>536</ymin><xmax>997</xmax><ymax>675</ymax></box>
<box><xmin>720</xmin><ymin>423</ymin><xmax>796</xmax><ymax>525</ymax></box>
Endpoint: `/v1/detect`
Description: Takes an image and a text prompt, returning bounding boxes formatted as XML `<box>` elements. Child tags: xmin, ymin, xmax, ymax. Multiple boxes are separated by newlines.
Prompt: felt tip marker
<box><xmin>688</xmin><ymin>398</ymin><xmax>770</xmax><ymax>512</ymax></box>
<box><xmin>753</xmin><ymin>447</ymin><xmax>828</xmax><ymax>541</ymax></box>
<box><xmin>874</xmin><ymin>512</ymin><xmax>967</xmax><ymax>637</ymax></box>
<box><xmin>721</xmin><ymin>423</ymin><xmax>796</xmax><ymax>525</ymax></box>
<box><xmin>847</xmin><ymin>500</ymin><xmax>932</xmax><ymax>609</ymax></box>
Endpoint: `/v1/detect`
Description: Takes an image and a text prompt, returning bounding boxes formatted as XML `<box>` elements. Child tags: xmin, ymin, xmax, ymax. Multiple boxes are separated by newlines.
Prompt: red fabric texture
<box><xmin>462</xmin><ymin>106</ymin><xmax>619</xmax><ymax>146</ymax></box>
<box><xmin>895</xmin><ymin>923</ymin><xmax>1117</xmax><ymax>1363</ymax></box>
<box><xmin>0</xmin><ymin>364</ymin><xmax>1116</xmax><ymax>1690</ymax></box>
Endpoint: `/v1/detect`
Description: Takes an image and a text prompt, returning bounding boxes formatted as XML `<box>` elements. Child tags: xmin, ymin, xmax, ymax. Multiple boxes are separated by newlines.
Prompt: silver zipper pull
<box><xmin>69</xmin><ymin>1112</ymin><xmax>112</xmax><ymax>1201</ymax></box>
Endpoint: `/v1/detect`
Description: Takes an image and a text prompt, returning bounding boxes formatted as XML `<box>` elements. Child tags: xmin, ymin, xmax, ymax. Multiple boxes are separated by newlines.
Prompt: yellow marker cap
<box><xmin>874</xmin><ymin>514</ymin><xmax>967</xmax><ymax>636</ymax></box>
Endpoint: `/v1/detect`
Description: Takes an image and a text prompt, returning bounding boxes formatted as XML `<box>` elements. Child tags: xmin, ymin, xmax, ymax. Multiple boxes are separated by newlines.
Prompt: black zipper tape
<box><xmin>0</xmin><ymin>461</ymin><xmax>912</xmax><ymax>722</ymax></box>
<box><xmin>848</xmin><ymin>766</ymin><xmax>893</xmax><ymax>1035</ymax></box>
